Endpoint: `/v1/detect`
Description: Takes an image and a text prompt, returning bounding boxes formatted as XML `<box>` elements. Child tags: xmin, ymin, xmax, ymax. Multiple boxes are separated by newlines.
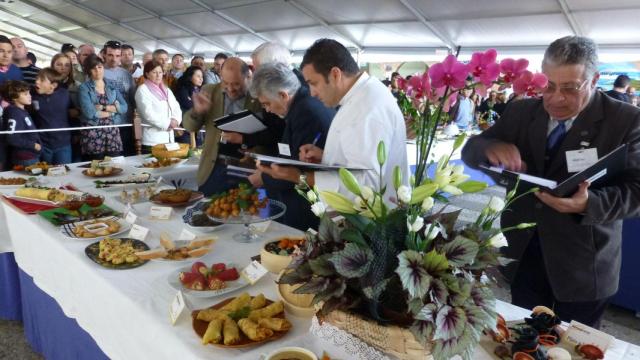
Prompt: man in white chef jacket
<box><xmin>259</xmin><ymin>38</ymin><xmax>408</xmax><ymax>202</ymax></box>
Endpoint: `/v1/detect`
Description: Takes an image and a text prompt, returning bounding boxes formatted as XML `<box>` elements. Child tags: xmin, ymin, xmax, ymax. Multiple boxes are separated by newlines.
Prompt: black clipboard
<box><xmin>481</xmin><ymin>143</ymin><xmax>628</xmax><ymax>197</ymax></box>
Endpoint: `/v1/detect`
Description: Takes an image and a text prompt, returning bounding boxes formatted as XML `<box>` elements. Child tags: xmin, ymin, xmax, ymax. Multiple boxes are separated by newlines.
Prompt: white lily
<box><xmin>360</xmin><ymin>186</ymin><xmax>375</xmax><ymax>202</ymax></box>
<box><xmin>425</xmin><ymin>223</ymin><xmax>440</xmax><ymax>241</ymax></box>
<box><xmin>487</xmin><ymin>196</ymin><xmax>505</xmax><ymax>212</ymax></box>
<box><xmin>452</xmin><ymin>164</ymin><xmax>465</xmax><ymax>175</ymax></box>
<box><xmin>398</xmin><ymin>185</ymin><xmax>412</xmax><ymax>203</ymax></box>
<box><xmin>306</xmin><ymin>190</ymin><xmax>317</xmax><ymax>203</ymax></box>
<box><xmin>488</xmin><ymin>232</ymin><xmax>508</xmax><ymax>248</ymax></box>
<box><xmin>421</xmin><ymin>197</ymin><xmax>434</xmax><ymax>212</ymax></box>
<box><xmin>407</xmin><ymin>217</ymin><xmax>424</xmax><ymax>233</ymax></box>
<box><xmin>311</xmin><ymin>202</ymin><xmax>326</xmax><ymax>217</ymax></box>
<box><xmin>442</xmin><ymin>184</ymin><xmax>463</xmax><ymax>195</ymax></box>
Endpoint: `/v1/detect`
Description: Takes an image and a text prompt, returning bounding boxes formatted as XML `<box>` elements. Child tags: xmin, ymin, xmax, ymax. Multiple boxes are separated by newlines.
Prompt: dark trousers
<box><xmin>511</xmin><ymin>234</ymin><xmax>610</xmax><ymax>328</ymax></box>
<box><xmin>120</xmin><ymin>126</ymin><xmax>135</xmax><ymax>156</ymax></box>
<box><xmin>198</xmin><ymin>164</ymin><xmax>243</xmax><ymax>196</ymax></box>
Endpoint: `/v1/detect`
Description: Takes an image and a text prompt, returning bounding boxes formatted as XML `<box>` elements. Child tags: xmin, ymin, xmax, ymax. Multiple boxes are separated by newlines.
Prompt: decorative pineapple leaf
<box><xmin>396</xmin><ymin>250</ymin><xmax>431</xmax><ymax>299</ymax></box>
<box><xmin>423</xmin><ymin>249</ymin><xmax>449</xmax><ymax>274</ymax></box>
<box><xmin>329</xmin><ymin>243</ymin><xmax>373</xmax><ymax>279</ymax></box>
<box><xmin>415</xmin><ymin>303</ymin><xmax>438</xmax><ymax>322</ymax></box>
<box><xmin>410</xmin><ymin>320</ymin><xmax>435</xmax><ymax>346</ymax></box>
<box><xmin>429</xmin><ymin>278</ymin><xmax>449</xmax><ymax>304</ymax></box>
<box><xmin>362</xmin><ymin>277</ymin><xmax>390</xmax><ymax>300</ymax></box>
<box><xmin>434</xmin><ymin>305</ymin><xmax>467</xmax><ymax>341</ymax></box>
<box><xmin>293</xmin><ymin>276</ymin><xmax>329</xmax><ymax>294</ymax></box>
<box><xmin>441</xmin><ymin>235</ymin><xmax>479</xmax><ymax>267</ymax></box>
<box><xmin>312</xmin><ymin>278</ymin><xmax>347</xmax><ymax>305</ymax></box>
<box><xmin>308</xmin><ymin>254</ymin><xmax>336</xmax><ymax>276</ymax></box>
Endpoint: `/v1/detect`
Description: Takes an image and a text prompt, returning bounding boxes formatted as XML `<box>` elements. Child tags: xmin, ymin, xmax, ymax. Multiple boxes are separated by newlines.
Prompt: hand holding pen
<box><xmin>299</xmin><ymin>132</ymin><xmax>323</xmax><ymax>163</ymax></box>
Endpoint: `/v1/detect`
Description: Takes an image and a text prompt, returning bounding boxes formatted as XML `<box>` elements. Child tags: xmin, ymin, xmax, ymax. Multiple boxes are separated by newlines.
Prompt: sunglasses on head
<box><xmin>61</xmin><ymin>43</ymin><xmax>75</xmax><ymax>52</ymax></box>
<box><xmin>104</xmin><ymin>40</ymin><xmax>122</xmax><ymax>49</ymax></box>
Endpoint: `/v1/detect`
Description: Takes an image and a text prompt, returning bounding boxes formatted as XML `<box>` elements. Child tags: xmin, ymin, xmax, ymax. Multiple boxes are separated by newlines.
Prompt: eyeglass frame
<box><xmin>543</xmin><ymin>78</ymin><xmax>591</xmax><ymax>96</ymax></box>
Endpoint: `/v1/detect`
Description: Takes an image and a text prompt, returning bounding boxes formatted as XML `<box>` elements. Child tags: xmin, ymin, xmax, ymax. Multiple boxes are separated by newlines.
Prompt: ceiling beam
<box><xmin>398</xmin><ymin>0</ymin><xmax>456</xmax><ymax>51</ymax></box>
<box><xmin>121</xmin><ymin>0</ymin><xmax>234</xmax><ymax>54</ymax></box>
<box><xmin>58</xmin><ymin>0</ymin><xmax>191</xmax><ymax>55</ymax></box>
<box><xmin>189</xmin><ymin>0</ymin><xmax>273</xmax><ymax>46</ymax></box>
<box><xmin>286</xmin><ymin>0</ymin><xmax>363</xmax><ymax>51</ymax></box>
<box><xmin>557</xmin><ymin>0</ymin><xmax>583</xmax><ymax>36</ymax></box>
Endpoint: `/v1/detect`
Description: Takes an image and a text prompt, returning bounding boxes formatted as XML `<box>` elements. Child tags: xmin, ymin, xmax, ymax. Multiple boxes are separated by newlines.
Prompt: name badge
<box><xmin>241</xmin><ymin>260</ymin><xmax>268</xmax><ymax>284</ymax></box>
<box><xmin>566</xmin><ymin>148</ymin><xmax>598</xmax><ymax>173</ymax></box>
<box><xmin>150</xmin><ymin>206</ymin><xmax>172</xmax><ymax>220</ymax></box>
<box><xmin>169</xmin><ymin>290</ymin><xmax>187</xmax><ymax>325</ymax></box>
<box><xmin>128</xmin><ymin>224</ymin><xmax>149</xmax><ymax>241</ymax></box>
<box><xmin>278</xmin><ymin>143</ymin><xmax>291</xmax><ymax>157</ymax></box>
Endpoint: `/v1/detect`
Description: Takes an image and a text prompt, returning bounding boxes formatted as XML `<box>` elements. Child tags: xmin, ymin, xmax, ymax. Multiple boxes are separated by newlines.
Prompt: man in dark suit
<box><xmin>247</xmin><ymin>62</ymin><xmax>334</xmax><ymax>231</ymax></box>
<box><xmin>462</xmin><ymin>36</ymin><xmax>640</xmax><ymax>327</ymax></box>
<box><xmin>605</xmin><ymin>74</ymin><xmax>631</xmax><ymax>103</ymax></box>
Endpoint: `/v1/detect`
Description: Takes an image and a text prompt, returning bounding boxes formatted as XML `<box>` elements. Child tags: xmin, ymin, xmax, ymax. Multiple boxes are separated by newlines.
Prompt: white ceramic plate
<box><xmin>60</xmin><ymin>216</ymin><xmax>131</xmax><ymax>240</ymax></box>
<box><xmin>135</xmin><ymin>158</ymin><xmax>188</xmax><ymax>173</ymax></box>
<box><xmin>167</xmin><ymin>263</ymin><xmax>249</xmax><ymax>298</ymax></box>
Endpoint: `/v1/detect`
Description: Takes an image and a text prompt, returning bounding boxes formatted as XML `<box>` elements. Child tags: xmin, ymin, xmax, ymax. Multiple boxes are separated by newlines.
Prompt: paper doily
<box><xmin>310</xmin><ymin>316</ymin><xmax>392</xmax><ymax>360</ymax></box>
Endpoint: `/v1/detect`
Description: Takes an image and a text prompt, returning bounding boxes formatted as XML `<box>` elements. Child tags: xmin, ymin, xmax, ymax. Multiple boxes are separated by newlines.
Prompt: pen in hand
<box><xmin>311</xmin><ymin>132</ymin><xmax>321</xmax><ymax>146</ymax></box>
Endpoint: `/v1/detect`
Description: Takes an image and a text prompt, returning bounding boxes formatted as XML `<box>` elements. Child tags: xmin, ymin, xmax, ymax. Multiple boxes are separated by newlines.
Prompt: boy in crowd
<box><xmin>31</xmin><ymin>68</ymin><xmax>72</xmax><ymax>164</ymax></box>
<box><xmin>1</xmin><ymin>80</ymin><xmax>40</xmax><ymax>167</ymax></box>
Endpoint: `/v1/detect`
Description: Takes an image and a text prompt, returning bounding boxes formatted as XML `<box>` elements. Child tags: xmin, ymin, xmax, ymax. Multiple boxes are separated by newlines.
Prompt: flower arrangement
<box><xmin>280</xmin><ymin>50</ymin><xmax>546</xmax><ymax>360</ymax></box>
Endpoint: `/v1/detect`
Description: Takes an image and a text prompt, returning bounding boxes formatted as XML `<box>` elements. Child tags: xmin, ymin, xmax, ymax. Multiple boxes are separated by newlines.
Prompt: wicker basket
<box><xmin>321</xmin><ymin>310</ymin><xmax>433</xmax><ymax>360</ymax></box>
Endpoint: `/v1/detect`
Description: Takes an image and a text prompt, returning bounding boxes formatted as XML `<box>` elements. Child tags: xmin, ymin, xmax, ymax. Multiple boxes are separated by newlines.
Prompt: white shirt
<box><xmin>547</xmin><ymin>116</ymin><xmax>576</xmax><ymax>136</ymax></box>
<box><xmin>135</xmin><ymin>83</ymin><xmax>183</xmax><ymax>146</ymax></box>
<box><xmin>315</xmin><ymin>72</ymin><xmax>409</xmax><ymax>202</ymax></box>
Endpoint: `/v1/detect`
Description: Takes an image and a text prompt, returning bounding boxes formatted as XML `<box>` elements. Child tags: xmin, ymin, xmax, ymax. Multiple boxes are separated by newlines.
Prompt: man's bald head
<box><xmin>220</xmin><ymin>57</ymin><xmax>250</xmax><ymax>100</ymax></box>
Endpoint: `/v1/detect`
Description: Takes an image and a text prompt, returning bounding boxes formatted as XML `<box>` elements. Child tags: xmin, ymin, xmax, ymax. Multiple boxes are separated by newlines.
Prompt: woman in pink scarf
<box><xmin>135</xmin><ymin>60</ymin><xmax>182</xmax><ymax>153</ymax></box>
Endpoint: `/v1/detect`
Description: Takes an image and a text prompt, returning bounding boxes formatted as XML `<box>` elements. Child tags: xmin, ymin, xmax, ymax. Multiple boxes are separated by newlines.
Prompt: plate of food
<box><xmin>192</xmin><ymin>293</ymin><xmax>292</xmax><ymax>348</ymax></box>
<box><xmin>0</xmin><ymin>176</ymin><xmax>36</xmax><ymax>188</ymax></box>
<box><xmin>85</xmin><ymin>237</ymin><xmax>150</xmax><ymax>269</ymax></box>
<box><xmin>38</xmin><ymin>203</ymin><xmax>117</xmax><ymax>226</ymax></box>
<box><xmin>61</xmin><ymin>216</ymin><xmax>130</xmax><ymax>240</ymax></box>
<box><xmin>13</xmin><ymin>162</ymin><xmax>70</xmax><ymax>176</ymax></box>
<box><xmin>135</xmin><ymin>157</ymin><xmax>187</xmax><ymax>172</ymax></box>
<box><xmin>167</xmin><ymin>261</ymin><xmax>248</xmax><ymax>298</ymax></box>
<box><xmin>151</xmin><ymin>143</ymin><xmax>190</xmax><ymax>159</ymax></box>
<box><xmin>183</xmin><ymin>201</ymin><xmax>225</xmax><ymax>232</ymax></box>
<box><xmin>82</xmin><ymin>166</ymin><xmax>124</xmax><ymax>178</ymax></box>
<box><xmin>10</xmin><ymin>186</ymin><xmax>79</xmax><ymax>206</ymax></box>
<box><xmin>149</xmin><ymin>189</ymin><xmax>204</xmax><ymax>207</ymax></box>
<box><xmin>94</xmin><ymin>173</ymin><xmax>156</xmax><ymax>190</ymax></box>
<box><xmin>134</xmin><ymin>234</ymin><xmax>215</xmax><ymax>262</ymax></box>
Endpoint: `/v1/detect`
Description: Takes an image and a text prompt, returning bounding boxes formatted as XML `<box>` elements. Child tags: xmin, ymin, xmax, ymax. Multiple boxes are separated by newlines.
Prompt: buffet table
<box><xmin>1</xmin><ymin>156</ymin><xmax>639</xmax><ymax>360</ymax></box>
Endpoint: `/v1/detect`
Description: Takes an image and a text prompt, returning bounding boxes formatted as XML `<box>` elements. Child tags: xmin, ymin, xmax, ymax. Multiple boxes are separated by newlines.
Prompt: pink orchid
<box><xmin>428</xmin><ymin>55</ymin><xmax>469</xmax><ymax>90</ymax></box>
<box><xmin>500</xmin><ymin>58</ymin><xmax>529</xmax><ymax>84</ymax></box>
<box><xmin>469</xmin><ymin>49</ymin><xmax>500</xmax><ymax>86</ymax></box>
<box><xmin>513</xmin><ymin>71</ymin><xmax>548</xmax><ymax>97</ymax></box>
<box><xmin>396</xmin><ymin>76</ymin><xmax>408</xmax><ymax>92</ymax></box>
<box><xmin>405</xmin><ymin>72</ymin><xmax>431</xmax><ymax>99</ymax></box>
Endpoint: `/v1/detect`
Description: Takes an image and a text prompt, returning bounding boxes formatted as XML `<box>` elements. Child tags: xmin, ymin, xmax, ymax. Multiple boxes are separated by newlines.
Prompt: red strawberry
<box><xmin>216</xmin><ymin>268</ymin><xmax>239</xmax><ymax>281</ymax></box>
<box><xmin>179</xmin><ymin>271</ymin><xmax>201</xmax><ymax>285</ymax></box>
<box><xmin>211</xmin><ymin>263</ymin><xmax>226</xmax><ymax>273</ymax></box>
<box><xmin>191</xmin><ymin>261</ymin><xmax>208</xmax><ymax>276</ymax></box>
<box><xmin>188</xmin><ymin>274</ymin><xmax>207</xmax><ymax>291</ymax></box>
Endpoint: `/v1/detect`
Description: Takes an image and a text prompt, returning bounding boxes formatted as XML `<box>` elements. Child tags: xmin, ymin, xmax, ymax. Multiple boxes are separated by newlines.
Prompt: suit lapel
<box><xmin>528</xmin><ymin>104</ymin><xmax>549</xmax><ymax>176</ymax></box>
<box><xmin>546</xmin><ymin>93</ymin><xmax>604</xmax><ymax>176</ymax></box>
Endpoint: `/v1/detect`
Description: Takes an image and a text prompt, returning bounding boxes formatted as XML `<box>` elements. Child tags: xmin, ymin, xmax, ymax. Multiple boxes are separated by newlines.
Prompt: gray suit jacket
<box><xmin>462</xmin><ymin>91</ymin><xmax>640</xmax><ymax>302</ymax></box>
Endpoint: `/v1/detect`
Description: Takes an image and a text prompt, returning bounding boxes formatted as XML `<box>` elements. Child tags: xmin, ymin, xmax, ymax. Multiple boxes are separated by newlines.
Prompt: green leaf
<box><xmin>308</xmin><ymin>254</ymin><xmax>335</xmax><ymax>276</ymax></box>
<box><xmin>452</xmin><ymin>132</ymin><xmax>467</xmax><ymax>152</ymax></box>
<box><xmin>340</xmin><ymin>228</ymin><xmax>367</xmax><ymax>248</ymax></box>
<box><xmin>329</xmin><ymin>243</ymin><xmax>373</xmax><ymax>278</ymax></box>
<box><xmin>320</xmin><ymin>191</ymin><xmax>357</xmax><ymax>214</ymax></box>
<box><xmin>410</xmin><ymin>320</ymin><xmax>435</xmax><ymax>345</ymax></box>
<box><xmin>457</xmin><ymin>180</ymin><xmax>488</xmax><ymax>193</ymax></box>
<box><xmin>293</xmin><ymin>276</ymin><xmax>329</xmax><ymax>294</ymax></box>
<box><xmin>415</xmin><ymin>303</ymin><xmax>437</xmax><ymax>322</ymax></box>
<box><xmin>338</xmin><ymin>168</ymin><xmax>361</xmax><ymax>196</ymax></box>
<box><xmin>423</xmin><ymin>249</ymin><xmax>449</xmax><ymax>274</ymax></box>
<box><xmin>395</xmin><ymin>250</ymin><xmax>431</xmax><ymax>299</ymax></box>
<box><xmin>312</xmin><ymin>278</ymin><xmax>347</xmax><ymax>305</ymax></box>
<box><xmin>429</xmin><ymin>278</ymin><xmax>449</xmax><ymax>304</ymax></box>
<box><xmin>441</xmin><ymin>235</ymin><xmax>479</xmax><ymax>267</ymax></box>
<box><xmin>434</xmin><ymin>305</ymin><xmax>467</xmax><ymax>341</ymax></box>
<box><xmin>228</xmin><ymin>306</ymin><xmax>251</xmax><ymax>321</ymax></box>
<box><xmin>410</xmin><ymin>183</ymin><xmax>439</xmax><ymax>204</ymax></box>
<box><xmin>318</xmin><ymin>216</ymin><xmax>342</xmax><ymax>244</ymax></box>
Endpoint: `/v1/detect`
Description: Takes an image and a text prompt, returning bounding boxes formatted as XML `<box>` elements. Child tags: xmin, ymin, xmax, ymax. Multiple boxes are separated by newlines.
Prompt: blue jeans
<box><xmin>12</xmin><ymin>157</ymin><xmax>39</xmax><ymax>167</ymax></box>
<box><xmin>41</xmin><ymin>145</ymin><xmax>72</xmax><ymax>165</ymax></box>
<box><xmin>198</xmin><ymin>164</ymin><xmax>243</xmax><ymax>196</ymax></box>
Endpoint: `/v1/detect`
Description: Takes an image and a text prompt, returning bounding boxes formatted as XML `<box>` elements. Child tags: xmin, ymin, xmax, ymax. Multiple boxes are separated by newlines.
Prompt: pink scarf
<box><xmin>145</xmin><ymin>79</ymin><xmax>168</xmax><ymax>101</ymax></box>
<box><xmin>0</xmin><ymin>65</ymin><xmax>9</xmax><ymax>73</ymax></box>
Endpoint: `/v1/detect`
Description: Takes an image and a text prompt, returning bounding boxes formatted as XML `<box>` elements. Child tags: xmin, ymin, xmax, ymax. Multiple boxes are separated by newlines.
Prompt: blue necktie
<box><xmin>547</xmin><ymin>121</ymin><xmax>567</xmax><ymax>150</ymax></box>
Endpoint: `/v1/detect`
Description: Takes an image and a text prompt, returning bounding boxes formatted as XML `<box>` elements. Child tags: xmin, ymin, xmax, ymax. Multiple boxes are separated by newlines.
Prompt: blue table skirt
<box><xmin>0</xmin><ymin>252</ymin><xmax>22</xmax><ymax>321</ymax></box>
<box><xmin>18</xmin><ymin>269</ymin><xmax>108</xmax><ymax>360</ymax></box>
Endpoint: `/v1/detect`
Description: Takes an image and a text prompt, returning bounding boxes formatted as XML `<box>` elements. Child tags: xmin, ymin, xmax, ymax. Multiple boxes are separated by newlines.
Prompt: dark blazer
<box><xmin>262</xmin><ymin>86</ymin><xmax>335</xmax><ymax>231</ymax></box>
<box><xmin>462</xmin><ymin>91</ymin><xmax>640</xmax><ymax>302</ymax></box>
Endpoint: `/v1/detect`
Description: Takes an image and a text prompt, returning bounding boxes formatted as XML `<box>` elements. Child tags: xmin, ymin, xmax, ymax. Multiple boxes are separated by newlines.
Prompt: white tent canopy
<box><xmin>1</xmin><ymin>0</ymin><xmax>640</xmax><ymax>63</ymax></box>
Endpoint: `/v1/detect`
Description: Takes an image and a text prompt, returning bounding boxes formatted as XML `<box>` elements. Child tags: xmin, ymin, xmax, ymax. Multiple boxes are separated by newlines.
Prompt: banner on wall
<box><xmin>597</xmin><ymin>62</ymin><xmax>640</xmax><ymax>93</ymax></box>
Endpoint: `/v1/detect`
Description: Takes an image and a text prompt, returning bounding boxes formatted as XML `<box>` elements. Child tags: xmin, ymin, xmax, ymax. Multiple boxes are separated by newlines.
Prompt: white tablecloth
<box><xmin>1</xmin><ymin>155</ymin><xmax>638</xmax><ymax>360</ymax></box>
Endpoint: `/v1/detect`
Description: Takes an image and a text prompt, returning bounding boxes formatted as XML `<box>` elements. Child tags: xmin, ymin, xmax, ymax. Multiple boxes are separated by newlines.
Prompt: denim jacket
<box><xmin>78</xmin><ymin>79</ymin><xmax>128</xmax><ymax>126</ymax></box>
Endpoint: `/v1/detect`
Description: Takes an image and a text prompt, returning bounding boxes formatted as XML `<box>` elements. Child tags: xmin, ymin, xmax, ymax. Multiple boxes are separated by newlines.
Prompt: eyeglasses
<box><xmin>543</xmin><ymin>78</ymin><xmax>590</xmax><ymax>96</ymax></box>
<box><xmin>104</xmin><ymin>40</ymin><xmax>122</xmax><ymax>49</ymax></box>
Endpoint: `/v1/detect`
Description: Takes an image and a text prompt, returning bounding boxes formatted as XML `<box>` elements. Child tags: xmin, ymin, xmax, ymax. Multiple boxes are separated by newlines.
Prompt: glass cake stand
<box><xmin>207</xmin><ymin>199</ymin><xmax>286</xmax><ymax>242</ymax></box>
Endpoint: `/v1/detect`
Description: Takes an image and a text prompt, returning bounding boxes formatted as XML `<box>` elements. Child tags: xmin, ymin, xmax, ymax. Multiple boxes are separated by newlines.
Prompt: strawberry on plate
<box><xmin>216</xmin><ymin>268</ymin><xmax>239</xmax><ymax>281</ymax></box>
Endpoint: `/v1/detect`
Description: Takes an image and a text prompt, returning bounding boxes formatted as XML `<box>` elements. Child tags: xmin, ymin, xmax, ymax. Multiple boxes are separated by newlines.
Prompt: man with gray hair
<box><xmin>462</xmin><ymin>36</ymin><xmax>640</xmax><ymax>327</ymax></box>
<box><xmin>251</xmin><ymin>42</ymin><xmax>291</xmax><ymax>69</ymax></box>
<box><xmin>247</xmin><ymin>63</ymin><xmax>334</xmax><ymax>230</ymax></box>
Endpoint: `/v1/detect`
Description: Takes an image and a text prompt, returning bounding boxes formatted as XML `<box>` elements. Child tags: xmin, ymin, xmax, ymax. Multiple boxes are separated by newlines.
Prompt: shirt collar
<box><xmin>338</xmin><ymin>72</ymin><xmax>368</xmax><ymax>108</ymax></box>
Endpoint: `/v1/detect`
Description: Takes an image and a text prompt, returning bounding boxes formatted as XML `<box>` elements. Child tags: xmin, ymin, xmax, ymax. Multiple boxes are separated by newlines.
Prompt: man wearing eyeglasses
<box><xmin>462</xmin><ymin>36</ymin><xmax>640</xmax><ymax>328</ymax></box>
<box><xmin>103</xmin><ymin>40</ymin><xmax>136</xmax><ymax>156</ymax></box>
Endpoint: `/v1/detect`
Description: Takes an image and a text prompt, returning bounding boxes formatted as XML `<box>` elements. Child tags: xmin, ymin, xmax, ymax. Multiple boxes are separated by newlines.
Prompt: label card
<box><xmin>110</xmin><ymin>156</ymin><xmax>126</xmax><ymax>164</ymax></box>
<box><xmin>169</xmin><ymin>290</ymin><xmax>187</xmax><ymax>325</ymax></box>
<box><xmin>178</xmin><ymin>228</ymin><xmax>197</xmax><ymax>241</ymax></box>
<box><xmin>128</xmin><ymin>224</ymin><xmax>149</xmax><ymax>241</ymax></box>
<box><xmin>124</xmin><ymin>210</ymin><xmax>138</xmax><ymax>224</ymax></box>
<box><xmin>566</xmin><ymin>148</ymin><xmax>598</xmax><ymax>173</ymax></box>
<box><xmin>47</xmin><ymin>166</ymin><xmax>67</xmax><ymax>176</ymax></box>
<box><xmin>250</xmin><ymin>220</ymin><xmax>271</xmax><ymax>233</ymax></box>
<box><xmin>278</xmin><ymin>143</ymin><xmax>291</xmax><ymax>157</ymax></box>
<box><xmin>563</xmin><ymin>320</ymin><xmax>614</xmax><ymax>351</ymax></box>
<box><xmin>150</xmin><ymin>206</ymin><xmax>172</xmax><ymax>220</ymax></box>
<box><xmin>241</xmin><ymin>260</ymin><xmax>268</xmax><ymax>284</ymax></box>
<box><xmin>165</xmin><ymin>143</ymin><xmax>181</xmax><ymax>151</ymax></box>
